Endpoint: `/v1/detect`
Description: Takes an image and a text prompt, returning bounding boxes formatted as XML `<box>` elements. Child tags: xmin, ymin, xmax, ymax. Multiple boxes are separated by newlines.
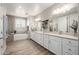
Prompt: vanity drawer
<box><xmin>63</xmin><ymin>45</ymin><xmax>77</xmax><ymax>55</ymax></box>
<box><xmin>63</xmin><ymin>39</ymin><xmax>78</xmax><ymax>47</ymax></box>
<box><xmin>48</xmin><ymin>35</ymin><xmax>61</xmax><ymax>42</ymax></box>
<box><xmin>63</xmin><ymin>51</ymin><xmax>71</xmax><ymax>55</ymax></box>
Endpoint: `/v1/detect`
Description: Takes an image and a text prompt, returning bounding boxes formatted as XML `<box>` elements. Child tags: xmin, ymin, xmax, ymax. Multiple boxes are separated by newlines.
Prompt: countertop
<box><xmin>33</xmin><ymin>31</ymin><xmax>78</xmax><ymax>41</ymax></box>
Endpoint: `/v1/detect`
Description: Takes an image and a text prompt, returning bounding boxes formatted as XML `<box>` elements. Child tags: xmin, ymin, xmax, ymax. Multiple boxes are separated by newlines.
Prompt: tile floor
<box><xmin>5</xmin><ymin>39</ymin><xmax>54</xmax><ymax>55</ymax></box>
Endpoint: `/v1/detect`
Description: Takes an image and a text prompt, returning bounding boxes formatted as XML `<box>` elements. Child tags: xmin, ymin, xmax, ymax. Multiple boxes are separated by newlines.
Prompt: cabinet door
<box><xmin>30</xmin><ymin>32</ymin><xmax>33</xmax><ymax>39</ymax></box>
<box><xmin>36</xmin><ymin>33</ymin><xmax>43</xmax><ymax>46</ymax></box>
<box><xmin>48</xmin><ymin>36</ymin><xmax>62</xmax><ymax>55</ymax></box>
<box><xmin>39</xmin><ymin>33</ymin><xmax>43</xmax><ymax>46</ymax></box>
<box><xmin>31</xmin><ymin>32</ymin><xmax>37</xmax><ymax>41</ymax></box>
<box><xmin>0</xmin><ymin>39</ymin><xmax>3</xmax><ymax>55</ymax></box>
<box><xmin>75</xmin><ymin>46</ymin><xmax>78</xmax><ymax>55</ymax></box>
<box><xmin>35</xmin><ymin>33</ymin><xmax>40</xmax><ymax>44</ymax></box>
<box><xmin>33</xmin><ymin>33</ymin><xmax>40</xmax><ymax>44</ymax></box>
<box><xmin>49</xmin><ymin>39</ymin><xmax>57</xmax><ymax>54</ymax></box>
<box><xmin>30</xmin><ymin>32</ymin><xmax>35</xmax><ymax>40</ymax></box>
<box><xmin>43</xmin><ymin>34</ymin><xmax>49</xmax><ymax>49</ymax></box>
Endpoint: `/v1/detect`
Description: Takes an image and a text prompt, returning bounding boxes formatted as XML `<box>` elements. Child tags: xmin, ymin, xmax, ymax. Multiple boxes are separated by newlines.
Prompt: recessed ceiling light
<box><xmin>18</xmin><ymin>6</ymin><xmax>22</xmax><ymax>8</ymax></box>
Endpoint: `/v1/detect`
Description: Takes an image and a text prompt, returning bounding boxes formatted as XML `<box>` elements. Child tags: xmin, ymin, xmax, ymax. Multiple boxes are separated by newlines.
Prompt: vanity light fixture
<box><xmin>53</xmin><ymin>4</ymin><xmax>76</xmax><ymax>14</ymax></box>
<box><xmin>35</xmin><ymin>18</ymin><xmax>40</xmax><ymax>21</ymax></box>
<box><xmin>35</xmin><ymin>17</ymin><xmax>41</xmax><ymax>21</ymax></box>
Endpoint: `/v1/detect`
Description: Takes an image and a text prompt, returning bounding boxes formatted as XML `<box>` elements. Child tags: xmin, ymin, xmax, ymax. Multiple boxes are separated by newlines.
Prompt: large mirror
<box><xmin>48</xmin><ymin>13</ymin><xmax>78</xmax><ymax>36</ymax></box>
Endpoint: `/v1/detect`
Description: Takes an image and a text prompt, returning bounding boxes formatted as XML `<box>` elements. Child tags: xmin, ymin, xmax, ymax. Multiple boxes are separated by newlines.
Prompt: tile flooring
<box><xmin>5</xmin><ymin>39</ymin><xmax>54</xmax><ymax>55</ymax></box>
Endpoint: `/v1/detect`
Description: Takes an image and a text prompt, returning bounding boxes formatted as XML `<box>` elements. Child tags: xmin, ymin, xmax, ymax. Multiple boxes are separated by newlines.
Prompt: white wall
<box><xmin>27</xmin><ymin>16</ymin><xmax>35</xmax><ymax>31</ymax></box>
<box><xmin>0</xmin><ymin>6</ymin><xmax>7</xmax><ymax>54</ymax></box>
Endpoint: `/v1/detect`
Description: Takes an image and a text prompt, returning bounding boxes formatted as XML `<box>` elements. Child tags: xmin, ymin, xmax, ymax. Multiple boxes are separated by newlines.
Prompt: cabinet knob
<box><xmin>69</xmin><ymin>49</ymin><xmax>71</xmax><ymax>51</ymax></box>
<box><xmin>69</xmin><ymin>41</ymin><xmax>71</xmax><ymax>43</ymax></box>
<box><xmin>49</xmin><ymin>40</ymin><xmax>50</xmax><ymax>43</ymax></box>
<box><xmin>1</xmin><ymin>45</ymin><xmax>3</xmax><ymax>48</ymax></box>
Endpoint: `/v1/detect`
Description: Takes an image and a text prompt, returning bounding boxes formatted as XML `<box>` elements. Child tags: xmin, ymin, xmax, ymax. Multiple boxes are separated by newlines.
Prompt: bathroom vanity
<box><xmin>30</xmin><ymin>12</ymin><xmax>79</xmax><ymax>55</ymax></box>
<box><xmin>30</xmin><ymin>31</ymin><xmax>78</xmax><ymax>55</ymax></box>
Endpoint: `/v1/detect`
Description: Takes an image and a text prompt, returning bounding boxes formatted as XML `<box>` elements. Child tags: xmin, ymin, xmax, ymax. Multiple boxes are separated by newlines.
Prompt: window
<box><xmin>15</xmin><ymin>18</ymin><xmax>26</xmax><ymax>28</ymax></box>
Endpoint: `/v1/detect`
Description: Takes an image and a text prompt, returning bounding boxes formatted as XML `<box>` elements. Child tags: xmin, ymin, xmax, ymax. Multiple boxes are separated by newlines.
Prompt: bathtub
<box><xmin>14</xmin><ymin>33</ymin><xmax>28</xmax><ymax>41</ymax></box>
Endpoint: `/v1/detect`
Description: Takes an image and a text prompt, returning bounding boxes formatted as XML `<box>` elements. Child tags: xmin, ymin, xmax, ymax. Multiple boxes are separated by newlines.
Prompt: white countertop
<box><xmin>33</xmin><ymin>31</ymin><xmax>78</xmax><ymax>41</ymax></box>
<box><xmin>44</xmin><ymin>32</ymin><xmax>78</xmax><ymax>40</ymax></box>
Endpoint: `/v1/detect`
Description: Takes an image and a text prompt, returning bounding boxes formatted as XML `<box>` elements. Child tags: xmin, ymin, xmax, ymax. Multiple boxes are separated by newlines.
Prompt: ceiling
<box><xmin>1</xmin><ymin>3</ymin><xmax>53</xmax><ymax>17</ymax></box>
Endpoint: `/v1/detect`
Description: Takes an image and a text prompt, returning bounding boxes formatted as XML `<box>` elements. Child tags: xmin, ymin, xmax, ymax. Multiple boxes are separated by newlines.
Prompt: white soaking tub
<box><xmin>14</xmin><ymin>33</ymin><xmax>28</xmax><ymax>41</ymax></box>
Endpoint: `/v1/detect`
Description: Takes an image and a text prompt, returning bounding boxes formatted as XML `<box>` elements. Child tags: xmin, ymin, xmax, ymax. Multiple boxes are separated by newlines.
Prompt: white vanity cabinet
<box><xmin>30</xmin><ymin>32</ymin><xmax>44</xmax><ymax>46</ymax></box>
<box><xmin>30</xmin><ymin>32</ymin><xmax>36</xmax><ymax>41</ymax></box>
<box><xmin>62</xmin><ymin>39</ymin><xmax>78</xmax><ymax>55</ymax></box>
<box><xmin>35</xmin><ymin>32</ymin><xmax>43</xmax><ymax>46</ymax></box>
<box><xmin>0</xmin><ymin>39</ymin><xmax>3</xmax><ymax>55</ymax></box>
<box><xmin>39</xmin><ymin>33</ymin><xmax>43</xmax><ymax>46</ymax></box>
<box><xmin>48</xmin><ymin>35</ymin><xmax>62</xmax><ymax>55</ymax></box>
<box><xmin>30</xmin><ymin>32</ymin><xmax>78</xmax><ymax>55</ymax></box>
<box><xmin>43</xmin><ymin>34</ymin><xmax>49</xmax><ymax>49</ymax></box>
<box><xmin>35</xmin><ymin>33</ymin><xmax>41</xmax><ymax>44</ymax></box>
